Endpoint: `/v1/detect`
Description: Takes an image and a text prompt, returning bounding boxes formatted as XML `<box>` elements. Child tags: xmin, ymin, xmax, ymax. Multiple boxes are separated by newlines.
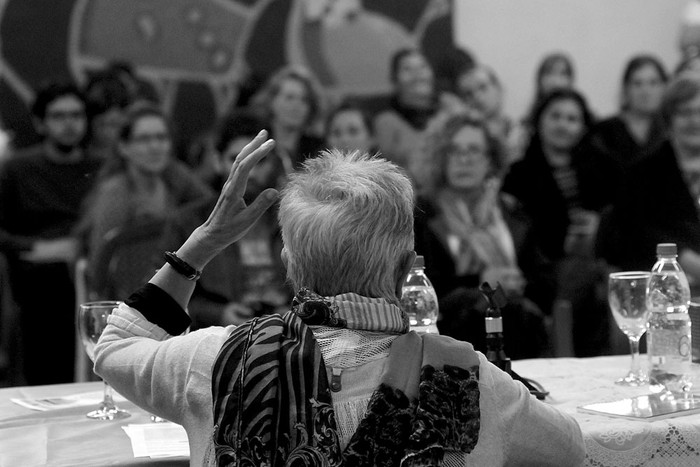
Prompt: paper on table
<box><xmin>10</xmin><ymin>390</ymin><xmax>126</xmax><ymax>411</ymax></box>
<box><xmin>122</xmin><ymin>423</ymin><xmax>189</xmax><ymax>458</ymax></box>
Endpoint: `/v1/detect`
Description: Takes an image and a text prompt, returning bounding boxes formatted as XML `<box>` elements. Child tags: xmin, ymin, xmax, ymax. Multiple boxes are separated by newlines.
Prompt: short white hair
<box><xmin>279</xmin><ymin>149</ymin><xmax>414</xmax><ymax>300</ymax></box>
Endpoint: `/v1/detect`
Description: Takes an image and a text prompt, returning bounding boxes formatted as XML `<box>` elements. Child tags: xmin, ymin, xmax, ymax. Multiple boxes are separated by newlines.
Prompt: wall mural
<box><xmin>0</xmin><ymin>0</ymin><xmax>457</xmax><ymax>153</ymax></box>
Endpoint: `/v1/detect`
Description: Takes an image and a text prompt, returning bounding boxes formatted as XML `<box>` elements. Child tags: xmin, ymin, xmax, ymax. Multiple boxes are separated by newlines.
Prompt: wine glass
<box><xmin>79</xmin><ymin>301</ymin><xmax>130</xmax><ymax>420</ymax></box>
<box><xmin>608</xmin><ymin>271</ymin><xmax>652</xmax><ymax>386</ymax></box>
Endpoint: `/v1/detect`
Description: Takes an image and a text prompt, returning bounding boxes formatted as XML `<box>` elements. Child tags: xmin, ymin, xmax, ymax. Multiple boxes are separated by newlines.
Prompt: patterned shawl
<box><xmin>211</xmin><ymin>289</ymin><xmax>481</xmax><ymax>466</ymax></box>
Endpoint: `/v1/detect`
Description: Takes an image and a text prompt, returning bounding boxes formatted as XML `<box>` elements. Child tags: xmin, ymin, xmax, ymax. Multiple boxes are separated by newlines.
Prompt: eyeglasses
<box><xmin>129</xmin><ymin>133</ymin><xmax>170</xmax><ymax>145</ymax></box>
<box><xmin>45</xmin><ymin>110</ymin><xmax>85</xmax><ymax>121</ymax></box>
<box><xmin>446</xmin><ymin>145</ymin><xmax>487</xmax><ymax>160</ymax></box>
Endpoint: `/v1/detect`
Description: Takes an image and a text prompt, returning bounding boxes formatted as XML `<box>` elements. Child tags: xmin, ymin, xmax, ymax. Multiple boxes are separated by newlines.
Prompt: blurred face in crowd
<box><xmin>458</xmin><ymin>67</ymin><xmax>502</xmax><ymax>119</ymax></box>
<box><xmin>41</xmin><ymin>95</ymin><xmax>87</xmax><ymax>150</ymax></box>
<box><xmin>220</xmin><ymin>136</ymin><xmax>250</xmax><ymax>173</ymax></box>
<box><xmin>221</xmin><ymin>135</ymin><xmax>282</xmax><ymax>199</ymax></box>
<box><xmin>395</xmin><ymin>51</ymin><xmax>434</xmax><ymax>101</ymax></box>
<box><xmin>326</xmin><ymin>109</ymin><xmax>374</xmax><ymax>153</ymax></box>
<box><xmin>670</xmin><ymin>93</ymin><xmax>700</xmax><ymax>153</ymax></box>
<box><xmin>445</xmin><ymin>124</ymin><xmax>491</xmax><ymax>192</ymax></box>
<box><xmin>539</xmin><ymin>60</ymin><xmax>573</xmax><ymax>95</ymax></box>
<box><xmin>625</xmin><ymin>64</ymin><xmax>666</xmax><ymax>116</ymax></box>
<box><xmin>92</xmin><ymin>106</ymin><xmax>125</xmax><ymax>148</ymax></box>
<box><xmin>539</xmin><ymin>98</ymin><xmax>586</xmax><ymax>152</ymax></box>
<box><xmin>120</xmin><ymin>114</ymin><xmax>171</xmax><ymax>175</ymax></box>
<box><xmin>270</xmin><ymin>77</ymin><xmax>311</xmax><ymax>131</ymax></box>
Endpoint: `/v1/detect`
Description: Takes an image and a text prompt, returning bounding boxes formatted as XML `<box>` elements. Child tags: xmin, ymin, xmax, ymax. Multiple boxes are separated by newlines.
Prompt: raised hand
<box><xmin>187</xmin><ymin>130</ymin><xmax>278</xmax><ymax>266</ymax></box>
<box><xmin>148</xmin><ymin>131</ymin><xmax>279</xmax><ymax>310</ymax></box>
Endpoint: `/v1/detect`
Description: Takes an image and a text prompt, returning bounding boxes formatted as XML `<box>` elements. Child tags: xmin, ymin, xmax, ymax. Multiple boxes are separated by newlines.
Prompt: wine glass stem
<box><xmin>102</xmin><ymin>381</ymin><xmax>117</xmax><ymax>410</ymax></box>
<box><xmin>629</xmin><ymin>336</ymin><xmax>641</xmax><ymax>376</ymax></box>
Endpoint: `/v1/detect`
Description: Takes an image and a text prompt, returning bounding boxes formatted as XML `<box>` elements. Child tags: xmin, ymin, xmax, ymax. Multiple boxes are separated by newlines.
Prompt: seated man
<box><xmin>94</xmin><ymin>132</ymin><xmax>584</xmax><ymax>466</ymax></box>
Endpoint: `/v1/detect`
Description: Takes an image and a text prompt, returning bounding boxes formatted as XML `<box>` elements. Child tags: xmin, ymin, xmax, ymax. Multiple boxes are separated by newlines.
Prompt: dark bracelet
<box><xmin>163</xmin><ymin>251</ymin><xmax>202</xmax><ymax>281</ymax></box>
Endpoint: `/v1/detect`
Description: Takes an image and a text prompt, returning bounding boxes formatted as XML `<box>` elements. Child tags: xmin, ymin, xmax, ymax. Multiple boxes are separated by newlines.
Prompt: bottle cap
<box><xmin>656</xmin><ymin>243</ymin><xmax>677</xmax><ymax>256</ymax></box>
<box><xmin>413</xmin><ymin>255</ymin><xmax>425</xmax><ymax>269</ymax></box>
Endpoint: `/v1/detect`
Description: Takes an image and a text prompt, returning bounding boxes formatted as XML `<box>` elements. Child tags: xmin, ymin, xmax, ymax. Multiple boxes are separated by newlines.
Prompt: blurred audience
<box><xmin>0</xmin><ymin>82</ymin><xmax>101</xmax><ymax>384</ymax></box>
<box><xmin>248</xmin><ymin>65</ymin><xmax>325</xmax><ymax>171</ymax></box>
<box><xmin>324</xmin><ymin>101</ymin><xmax>376</xmax><ymax>154</ymax></box>
<box><xmin>414</xmin><ymin>113</ymin><xmax>553</xmax><ymax>358</ymax></box>
<box><xmin>78</xmin><ymin>102</ymin><xmax>213</xmax><ymax>286</ymax></box>
<box><xmin>168</xmin><ymin>110</ymin><xmax>291</xmax><ymax>329</ymax></box>
<box><xmin>582</xmin><ymin>55</ymin><xmax>668</xmax><ymax>211</ymax></box>
<box><xmin>373</xmin><ymin>48</ymin><xmax>464</xmax><ymax>190</ymax></box>
<box><xmin>457</xmin><ymin>63</ymin><xmax>524</xmax><ymax>163</ymax></box>
<box><xmin>83</xmin><ymin>73</ymin><xmax>132</xmax><ymax>161</ymax></box>
<box><xmin>502</xmin><ymin>88</ymin><xmax>608</xmax><ymax>356</ymax></box>
<box><xmin>605</xmin><ymin>76</ymin><xmax>700</xmax><ymax>293</ymax></box>
<box><xmin>524</xmin><ymin>52</ymin><xmax>576</xmax><ymax>131</ymax></box>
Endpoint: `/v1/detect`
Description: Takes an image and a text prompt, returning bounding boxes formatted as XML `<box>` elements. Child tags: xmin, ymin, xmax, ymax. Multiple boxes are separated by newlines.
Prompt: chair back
<box><xmin>89</xmin><ymin>218</ymin><xmax>166</xmax><ymax>300</ymax></box>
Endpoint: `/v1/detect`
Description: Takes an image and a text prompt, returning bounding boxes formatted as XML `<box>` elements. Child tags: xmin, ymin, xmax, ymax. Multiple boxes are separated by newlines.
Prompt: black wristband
<box><xmin>164</xmin><ymin>251</ymin><xmax>202</xmax><ymax>281</ymax></box>
<box><xmin>126</xmin><ymin>283</ymin><xmax>191</xmax><ymax>335</ymax></box>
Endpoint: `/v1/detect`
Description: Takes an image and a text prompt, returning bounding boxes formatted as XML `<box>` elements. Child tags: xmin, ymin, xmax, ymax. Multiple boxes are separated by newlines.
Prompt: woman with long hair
<box><xmin>582</xmin><ymin>54</ymin><xmax>668</xmax><ymax>210</ymax></box>
<box><xmin>248</xmin><ymin>65</ymin><xmax>324</xmax><ymax>171</ymax></box>
<box><xmin>414</xmin><ymin>113</ymin><xmax>553</xmax><ymax>358</ymax></box>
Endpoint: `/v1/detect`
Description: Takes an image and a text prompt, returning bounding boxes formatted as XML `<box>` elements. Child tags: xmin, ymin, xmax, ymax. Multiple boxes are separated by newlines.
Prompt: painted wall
<box><xmin>454</xmin><ymin>0</ymin><xmax>690</xmax><ymax>121</ymax></box>
<box><xmin>0</xmin><ymin>0</ymin><xmax>458</xmax><ymax>152</ymax></box>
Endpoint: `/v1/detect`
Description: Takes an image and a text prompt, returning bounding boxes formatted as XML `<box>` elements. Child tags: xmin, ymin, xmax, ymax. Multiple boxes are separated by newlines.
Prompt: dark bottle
<box><xmin>479</xmin><ymin>282</ymin><xmax>511</xmax><ymax>373</ymax></box>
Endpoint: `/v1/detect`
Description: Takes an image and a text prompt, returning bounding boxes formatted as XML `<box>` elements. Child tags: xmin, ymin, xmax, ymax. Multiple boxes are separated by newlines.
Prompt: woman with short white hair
<box><xmin>94</xmin><ymin>133</ymin><xmax>584</xmax><ymax>466</ymax></box>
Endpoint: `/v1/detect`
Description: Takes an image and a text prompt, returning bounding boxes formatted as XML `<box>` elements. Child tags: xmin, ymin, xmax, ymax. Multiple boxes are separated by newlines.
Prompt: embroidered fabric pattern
<box><xmin>584</xmin><ymin>423</ymin><xmax>700</xmax><ymax>467</ymax></box>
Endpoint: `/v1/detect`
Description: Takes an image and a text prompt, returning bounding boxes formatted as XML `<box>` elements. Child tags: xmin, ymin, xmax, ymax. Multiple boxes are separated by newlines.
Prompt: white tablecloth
<box><xmin>515</xmin><ymin>355</ymin><xmax>700</xmax><ymax>467</ymax></box>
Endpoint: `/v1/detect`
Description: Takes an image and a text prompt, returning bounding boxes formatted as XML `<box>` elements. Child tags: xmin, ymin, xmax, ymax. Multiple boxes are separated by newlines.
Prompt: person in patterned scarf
<box><xmin>94</xmin><ymin>131</ymin><xmax>584</xmax><ymax>466</ymax></box>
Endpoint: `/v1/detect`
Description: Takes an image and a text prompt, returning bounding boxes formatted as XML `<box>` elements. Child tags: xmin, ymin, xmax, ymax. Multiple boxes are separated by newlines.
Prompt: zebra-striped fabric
<box><xmin>212</xmin><ymin>311</ymin><xmax>341</xmax><ymax>466</ymax></box>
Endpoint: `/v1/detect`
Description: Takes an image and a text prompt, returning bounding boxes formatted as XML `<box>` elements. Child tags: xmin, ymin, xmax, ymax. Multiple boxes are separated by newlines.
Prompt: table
<box><xmin>515</xmin><ymin>355</ymin><xmax>700</xmax><ymax>467</ymax></box>
<box><xmin>5</xmin><ymin>356</ymin><xmax>700</xmax><ymax>466</ymax></box>
<box><xmin>0</xmin><ymin>382</ymin><xmax>188</xmax><ymax>466</ymax></box>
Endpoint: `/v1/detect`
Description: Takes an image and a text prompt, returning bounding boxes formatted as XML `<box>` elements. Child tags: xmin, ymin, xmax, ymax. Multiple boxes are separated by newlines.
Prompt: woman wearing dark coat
<box><xmin>414</xmin><ymin>113</ymin><xmax>553</xmax><ymax>359</ymax></box>
<box><xmin>606</xmin><ymin>77</ymin><xmax>700</xmax><ymax>291</ymax></box>
<box><xmin>502</xmin><ymin>88</ymin><xmax>610</xmax><ymax>356</ymax></box>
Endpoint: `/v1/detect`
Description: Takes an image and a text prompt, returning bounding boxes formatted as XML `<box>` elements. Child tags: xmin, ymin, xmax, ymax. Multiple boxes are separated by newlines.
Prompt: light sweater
<box><xmin>95</xmin><ymin>301</ymin><xmax>584</xmax><ymax>466</ymax></box>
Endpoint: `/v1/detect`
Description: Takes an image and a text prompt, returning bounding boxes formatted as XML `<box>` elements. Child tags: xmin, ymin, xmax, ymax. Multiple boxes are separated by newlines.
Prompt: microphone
<box><xmin>479</xmin><ymin>282</ymin><xmax>549</xmax><ymax>400</ymax></box>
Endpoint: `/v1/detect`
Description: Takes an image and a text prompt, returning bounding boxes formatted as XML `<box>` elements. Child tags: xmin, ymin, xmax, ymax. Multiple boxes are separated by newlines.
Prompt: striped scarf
<box><xmin>211</xmin><ymin>289</ymin><xmax>481</xmax><ymax>466</ymax></box>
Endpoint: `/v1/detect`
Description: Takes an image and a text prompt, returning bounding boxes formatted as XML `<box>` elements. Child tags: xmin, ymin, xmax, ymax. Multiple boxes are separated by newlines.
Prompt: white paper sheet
<box><xmin>122</xmin><ymin>423</ymin><xmax>190</xmax><ymax>458</ymax></box>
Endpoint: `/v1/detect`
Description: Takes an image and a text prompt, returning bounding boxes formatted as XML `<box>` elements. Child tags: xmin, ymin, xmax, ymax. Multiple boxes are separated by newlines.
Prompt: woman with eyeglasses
<box><xmin>78</xmin><ymin>102</ymin><xmax>213</xmax><ymax>285</ymax></box>
<box><xmin>414</xmin><ymin>113</ymin><xmax>553</xmax><ymax>359</ymax></box>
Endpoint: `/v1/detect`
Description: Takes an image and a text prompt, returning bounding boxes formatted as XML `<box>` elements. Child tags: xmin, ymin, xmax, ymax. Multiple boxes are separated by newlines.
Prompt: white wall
<box><xmin>454</xmin><ymin>0</ymin><xmax>690</xmax><ymax>120</ymax></box>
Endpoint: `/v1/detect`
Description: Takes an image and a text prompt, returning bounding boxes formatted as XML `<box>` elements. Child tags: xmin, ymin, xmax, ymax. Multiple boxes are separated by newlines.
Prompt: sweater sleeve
<box><xmin>93</xmin><ymin>302</ymin><xmax>234</xmax><ymax>425</ymax></box>
<box><xmin>476</xmin><ymin>354</ymin><xmax>585</xmax><ymax>466</ymax></box>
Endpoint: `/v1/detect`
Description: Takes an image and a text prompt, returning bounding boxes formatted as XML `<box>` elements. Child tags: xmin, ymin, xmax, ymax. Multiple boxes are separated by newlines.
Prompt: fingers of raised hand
<box><xmin>226</xmin><ymin>134</ymin><xmax>276</xmax><ymax>199</ymax></box>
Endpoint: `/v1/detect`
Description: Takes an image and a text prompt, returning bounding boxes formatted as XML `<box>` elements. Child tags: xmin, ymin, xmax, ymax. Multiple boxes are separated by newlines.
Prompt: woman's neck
<box><xmin>127</xmin><ymin>164</ymin><xmax>161</xmax><ymax>194</ymax></box>
<box><xmin>43</xmin><ymin>141</ymin><xmax>83</xmax><ymax>164</ymax></box>
<box><xmin>622</xmin><ymin>110</ymin><xmax>652</xmax><ymax>144</ymax></box>
<box><xmin>443</xmin><ymin>185</ymin><xmax>482</xmax><ymax>209</ymax></box>
<box><xmin>272</xmin><ymin>121</ymin><xmax>301</xmax><ymax>152</ymax></box>
<box><xmin>398</xmin><ymin>92</ymin><xmax>433</xmax><ymax>110</ymax></box>
<box><xmin>542</xmin><ymin>145</ymin><xmax>571</xmax><ymax>168</ymax></box>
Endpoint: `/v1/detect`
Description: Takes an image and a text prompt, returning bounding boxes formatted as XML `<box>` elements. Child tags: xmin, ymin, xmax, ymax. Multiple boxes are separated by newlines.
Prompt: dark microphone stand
<box><xmin>479</xmin><ymin>282</ymin><xmax>549</xmax><ymax>400</ymax></box>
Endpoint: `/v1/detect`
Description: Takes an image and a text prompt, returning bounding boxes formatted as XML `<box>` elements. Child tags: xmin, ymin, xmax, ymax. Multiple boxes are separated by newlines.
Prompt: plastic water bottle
<box><xmin>401</xmin><ymin>256</ymin><xmax>439</xmax><ymax>334</ymax></box>
<box><xmin>647</xmin><ymin>243</ymin><xmax>692</xmax><ymax>394</ymax></box>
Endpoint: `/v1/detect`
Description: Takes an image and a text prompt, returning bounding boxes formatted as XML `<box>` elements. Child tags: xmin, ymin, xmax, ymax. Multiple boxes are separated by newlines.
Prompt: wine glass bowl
<box><xmin>608</xmin><ymin>271</ymin><xmax>652</xmax><ymax>386</ymax></box>
<box><xmin>79</xmin><ymin>301</ymin><xmax>130</xmax><ymax>420</ymax></box>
